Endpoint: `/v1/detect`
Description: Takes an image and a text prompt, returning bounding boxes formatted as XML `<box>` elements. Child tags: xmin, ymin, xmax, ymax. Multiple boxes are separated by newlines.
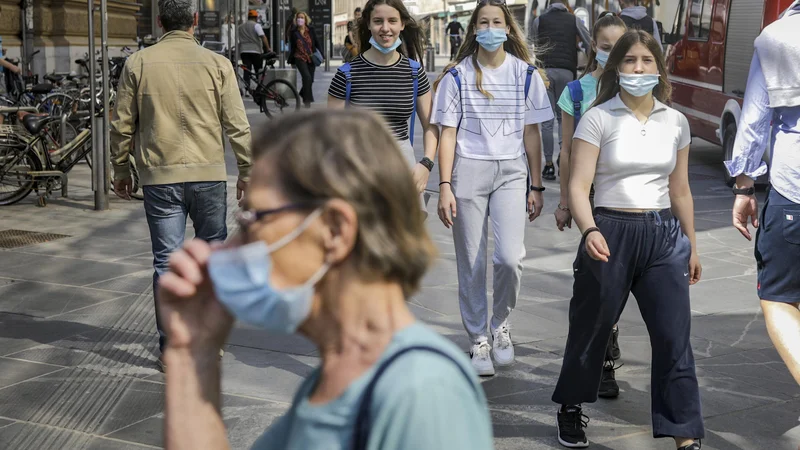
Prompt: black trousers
<box><xmin>295</xmin><ymin>60</ymin><xmax>316</xmax><ymax>107</ymax></box>
<box><xmin>552</xmin><ymin>208</ymin><xmax>704</xmax><ymax>439</ymax></box>
<box><xmin>241</xmin><ymin>53</ymin><xmax>263</xmax><ymax>89</ymax></box>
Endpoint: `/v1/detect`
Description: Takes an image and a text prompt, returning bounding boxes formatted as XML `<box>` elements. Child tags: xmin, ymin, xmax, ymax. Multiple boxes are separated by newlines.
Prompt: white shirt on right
<box><xmin>574</xmin><ymin>94</ymin><xmax>691</xmax><ymax>210</ymax></box>
<box><xmin>431</xmin><ymin>54</ymin><xmax>554</xmax><ymax>161</ymax></box>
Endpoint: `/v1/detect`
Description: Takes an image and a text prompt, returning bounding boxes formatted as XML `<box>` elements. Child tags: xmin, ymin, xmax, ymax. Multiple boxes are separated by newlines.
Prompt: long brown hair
<box><xmin>581</xmin><ymin>13</ymin><xmax>627</xmax><ymax>78</ymax></box>
<box><xmin>433</xmin><ymin>0</ymin><xmax>545</xmax><ymax>98</ymax></box>
<box><xmin>593</xmin><ymin>30</ymin><xmax>672</xmax><ymax>107</ymax></box>
<box><xmin>358</xmin><ymin>0</ymin><xmax>425</xmax><ymax>64</ymax></box>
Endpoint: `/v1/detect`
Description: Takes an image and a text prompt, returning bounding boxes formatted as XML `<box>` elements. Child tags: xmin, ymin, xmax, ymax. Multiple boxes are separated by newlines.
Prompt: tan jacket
<box><xmin>110</xmin><ymin>31</ymin><xmax>251</xmax><ymax>185</ymax></box>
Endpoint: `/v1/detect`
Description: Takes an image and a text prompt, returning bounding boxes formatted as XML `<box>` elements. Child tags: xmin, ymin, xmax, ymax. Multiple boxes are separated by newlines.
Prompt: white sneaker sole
<box><xmin>473</xmin><ymin>364</ymin><xmax>496</xmax><ymax>376</ymax></box>
<box><xmin>492</xmin><ymin>349</ymin><xmax>515</xmax><ymax>367</ymax></box>
<box><xmin>556</xmin><ymin>424</ymin><xmax>589</xmax><ymax>448</ymax></box>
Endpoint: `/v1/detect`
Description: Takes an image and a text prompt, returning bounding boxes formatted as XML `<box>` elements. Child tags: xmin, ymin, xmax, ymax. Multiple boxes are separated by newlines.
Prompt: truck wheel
<box><xmin>722</xmin><ymin>123</ymin><xmax>736</xmax><ymax>187</ymax></box>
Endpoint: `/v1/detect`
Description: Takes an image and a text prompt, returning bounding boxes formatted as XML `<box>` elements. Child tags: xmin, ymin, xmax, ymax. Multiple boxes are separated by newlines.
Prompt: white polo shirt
<box><xmin>574</xmin><ymin>94</ymin><xmax>691</xmax><ymax>210</ymax></box>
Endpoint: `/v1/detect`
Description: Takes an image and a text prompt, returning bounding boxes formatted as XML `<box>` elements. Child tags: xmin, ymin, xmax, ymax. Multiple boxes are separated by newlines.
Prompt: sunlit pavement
<box><xmin>0</xmin><ymin>64</ymin><xmax>797</xmax><ymax>449</ymax></box>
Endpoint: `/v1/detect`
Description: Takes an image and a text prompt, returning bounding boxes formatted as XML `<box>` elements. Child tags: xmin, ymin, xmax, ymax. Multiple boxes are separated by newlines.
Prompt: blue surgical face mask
<box><xmin>207</xmin><ymin>209</ymin><xmax>329</xmax><ymax>334</ymax></box>
<box><xmin>369</xmin><ymin>36</ymin><xmax>403</xmax><ymax>54</ymax></box>
<box><xmin>595</xmin><ymin>50</ymin><xmax>609</xmax><ymax>69</ymax></box>
<box><xmin>618</xmin><ymin>73</ymin><xmax>660</xmax><ymax>97</ymax></box>
<box><xmin>475</xmin><ymin>28</ymin><xmax>507</xmax><ymax>52</ymax></box>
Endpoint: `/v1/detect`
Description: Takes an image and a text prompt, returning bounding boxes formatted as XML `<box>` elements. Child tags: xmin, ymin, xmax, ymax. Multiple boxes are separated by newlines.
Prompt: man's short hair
<box><xmin>158</xmin><ymin>0</ymin><xmax>195</xmax><ymax>31</ymax></box>
<box><xmin>619</xmin><ymin>0</ymin><xmax>637</xmax><ymax>6</ymax></box>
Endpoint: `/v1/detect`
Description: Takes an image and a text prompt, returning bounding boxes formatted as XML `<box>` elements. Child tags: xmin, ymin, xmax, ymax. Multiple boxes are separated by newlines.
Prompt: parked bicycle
<box><xmin>236</xmin><ymin>52</ymin><xmax>301</xmax><ymax>118</ymax></box>
<box><xmin>0</xmin><ymin>112</ymin><xmax>141</xmax><ymax>207</ymax></box>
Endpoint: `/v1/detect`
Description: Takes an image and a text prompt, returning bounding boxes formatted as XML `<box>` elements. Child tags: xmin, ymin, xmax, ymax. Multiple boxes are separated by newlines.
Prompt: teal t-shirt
<box><xmin>251</xmin><ymin>322</ymin><xmax>494</xmax><ymax>450</ymax></box>
<box><xmin>557</xmin><ymin>73</ymin><xmax>598</xmax><ymax>117</ymax></box>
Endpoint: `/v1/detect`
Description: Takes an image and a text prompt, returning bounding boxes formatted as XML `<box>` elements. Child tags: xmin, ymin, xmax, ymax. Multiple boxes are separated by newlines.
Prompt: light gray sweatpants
<box><xmin>541</xmin><ymin>68</ymin><xmax>575</xmax><ymax>163</ymax></box>
<box><xmin>398</xmin><ymin>139</ymin><xmax>431</xmax><ymax>219</ymax></box>
<box><xmin>452</xmin><ymin>154</ymin><xmax>528</xmax><ymax>344</ymax></box>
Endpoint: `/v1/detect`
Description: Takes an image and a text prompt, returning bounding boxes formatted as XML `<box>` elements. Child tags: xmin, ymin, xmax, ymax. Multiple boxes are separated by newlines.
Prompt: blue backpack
<box><xmin>338</xmin><ymin>58</ymin><xmax>422</xmax><ymax>146</ymax></box>
<box><xmin>446</xmin><ymin>64</ymin><xmax>538</xmax><ymax>205</ymax></box>
<box><xmin>566</xmin><ymin>79</ymin><xmax>584</xmax><ymax>130</ymax></box>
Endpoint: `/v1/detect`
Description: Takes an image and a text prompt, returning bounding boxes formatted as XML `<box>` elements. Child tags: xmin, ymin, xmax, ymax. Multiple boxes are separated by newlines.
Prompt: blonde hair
<box><xmin>295</xmin><ymin>11</ymin><xmax>310</xmax><ymax>25</ymax></box>
<box><xmin>251</xmin><ymin>110</ymin><xmax>436</xmax><ymax>298</ymax></box>
<box><xmin>434</xmin><ymin>0</ymin><xmax>547</xmax><ymax>98</ymax></box>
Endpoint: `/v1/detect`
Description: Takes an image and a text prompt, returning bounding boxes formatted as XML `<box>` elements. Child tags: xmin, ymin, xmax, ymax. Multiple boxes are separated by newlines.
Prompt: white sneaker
<box><xmin>492</xmin><ymin>321</ymin><xmax>515</xmax><ymax>366</ymax></box>
<box><xmin>470</xmin><ymin>342</ymin><xmax>495</xmax><ymax>376</ymax></box>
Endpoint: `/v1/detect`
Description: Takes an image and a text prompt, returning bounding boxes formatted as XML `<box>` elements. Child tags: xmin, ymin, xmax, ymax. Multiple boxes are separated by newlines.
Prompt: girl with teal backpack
<box><xmin>554</xmin><ymin>13</ymin><xmax>627</xmax><ymax>230</ymax></box>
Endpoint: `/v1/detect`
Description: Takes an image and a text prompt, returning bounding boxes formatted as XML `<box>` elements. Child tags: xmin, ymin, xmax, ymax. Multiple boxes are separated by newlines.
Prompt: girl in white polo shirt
<box><xmin>431</xmin><ymin>0</ymin><xmax>553</xmax><ymax>377</ymax></box>
<box><xmin>551</xmin><ymin>30</ymin><xmax>703</xmax><ymax>450</ymax></box>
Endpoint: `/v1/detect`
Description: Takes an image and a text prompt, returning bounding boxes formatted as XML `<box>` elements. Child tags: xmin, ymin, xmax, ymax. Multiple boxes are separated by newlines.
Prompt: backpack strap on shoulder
<box><xmin>351</xmin><ymin>345</ymin><xmax>475</xmax><ymax>450</ymax></box>
<box><xmin>448</xmin><ymin>67</ymin><xmax>464</xmax><ymax>132</ymax></box>
<box><xmin>566</xmin><ymin>79</ymin><xmax>584</xmax><ymax>130</ymax></box>
<box><xmin>408</xmin><ymin>59</ymin><xmax>421</xmax><ymax>146</ymax></box>
<box><xmin>339</xmin><ymin>62</ymin><xmax>352</xmax><ymax>107</ymax></box>
<box><xmin>524</xmin><ymin>65</ymin><xmax>536</xmax><ymax>100</ymax></box>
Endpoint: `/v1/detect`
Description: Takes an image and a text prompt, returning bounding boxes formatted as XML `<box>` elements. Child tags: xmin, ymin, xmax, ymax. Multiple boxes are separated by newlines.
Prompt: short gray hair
<box><xmin>158</xmin><ymin>0</ymin><xmax>196</xmax><ymax>32</ymax></box>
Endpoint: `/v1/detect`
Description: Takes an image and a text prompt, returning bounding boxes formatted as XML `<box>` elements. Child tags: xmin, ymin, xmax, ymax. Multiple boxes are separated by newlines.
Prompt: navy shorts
<box><xmin>755</xmin><ymin>188</ymin><xmax>800</xmax><ymax>303</ymax></box>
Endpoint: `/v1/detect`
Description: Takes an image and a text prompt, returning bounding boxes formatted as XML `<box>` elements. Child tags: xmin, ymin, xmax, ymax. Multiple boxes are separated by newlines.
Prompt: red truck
<box><xmin>662</xmin><ymin>0</ymin><xmax>794</xmax><ymax>184</ymax></box>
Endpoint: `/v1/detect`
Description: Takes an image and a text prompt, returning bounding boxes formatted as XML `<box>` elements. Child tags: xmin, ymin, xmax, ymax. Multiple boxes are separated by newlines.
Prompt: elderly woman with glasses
<box><xmin>156</xmin><ymin>110</ymin><xmax>494</xmax><ymax>450</ymax></box>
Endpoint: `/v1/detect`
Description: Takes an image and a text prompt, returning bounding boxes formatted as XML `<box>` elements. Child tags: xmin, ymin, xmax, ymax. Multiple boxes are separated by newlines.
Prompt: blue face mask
<box><xmin>475</xmin><ymin>28</ymin><xmax>507</xmax><ymax>52</ymax></box>
<box><xmin>369</xmin><ymin>36</ymin><xmax>403</xmax><ymax>54</ymax></box>
<box><xmin>595</xmin><ymin>50</ymin><xmax>609</xmax><ymax>69</ymax></box>
<box><xmin>618</xmin><ymin>73</ymin><xmax>660</xmax><ymax>97</ymax></box>
<box><xmin>207</xmin><ymin>209</ymin><xmax>328</xmax><ymax>334</ymax></box>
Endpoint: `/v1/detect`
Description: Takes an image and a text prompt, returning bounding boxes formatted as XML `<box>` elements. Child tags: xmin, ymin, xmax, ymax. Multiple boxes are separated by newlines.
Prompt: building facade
<box><xmin>1</xmin><ymin>0</ymin><xmax>140</xmax><ymax>74</ymax></box>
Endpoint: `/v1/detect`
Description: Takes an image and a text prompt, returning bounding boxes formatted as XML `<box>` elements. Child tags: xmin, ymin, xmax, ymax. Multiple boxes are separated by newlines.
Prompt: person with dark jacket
<box><xmin>619</xmin><ymin>0</ymin><xmax>660</xmax><ymax>42</ymax></box>
<box><xmin>531</xmin><ymin>0</ymin><xmax>590</xmax><ymax>181</ymax></box>
<box><xmin>288</xmin><ymin>11</ymin><xmax>323</xmax><ymax>108</ymax></box>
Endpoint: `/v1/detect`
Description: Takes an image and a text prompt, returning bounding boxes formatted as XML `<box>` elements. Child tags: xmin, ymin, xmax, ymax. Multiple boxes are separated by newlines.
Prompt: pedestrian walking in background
<box><xmin>109</xmin><ymin>0</ymin><xmax>252</xmax><ymax>370</ymax></box>
<box><xmin>618</xmin><ymin>0</ymin><xmax>660</xmax><ymax>43</ymax></box>
<box><xmin>288</xmin><ymin>11</ymin><xmax>323</xmax><ymax>108</ymax></box>
<box><xmin>726</xmin><ymin>0</ymin><xmax>800</xmax><ymax>386</ymax></box>
<box><xmin>531</xmin><ymin>0</ymin><xmax>590</xmax><ymax>181</ymax></box>
<box><xmin>552</xmin><ymin>30</ymin><xmax>703</xmax><ymax>449</ymax></box>
<box><xmin>432</xmin><ymin>0</ymin><xmax>553</xmax><ymax>377</ymax></box>
<box><xmin>446</xmin><ymin>17</ymin><xmax>465</xmax><ymax>60</ymax></box>
<box><xmin>239</xmin><ymin>10</ymin><xmax>272</xmax><ymax>97</ymax></box>
<box><xmin>553</xmin><ymin>12</ymin><xmax>627</xmax><ymax>400</ymax></box>
<box><xmin>156</xmin><ymin>110</ymin><xmax>494</xmax><ymax>450</ymax></box>
<box><xmin>328</xmin><ymin>0</ymin><xmax>438</xmax><ymax>218</ymax></box>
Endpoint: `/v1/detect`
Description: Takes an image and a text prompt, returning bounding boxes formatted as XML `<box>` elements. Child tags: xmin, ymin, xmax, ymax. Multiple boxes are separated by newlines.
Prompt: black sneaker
<box><xmin>557</xmin><ymin>405</ymin><xmax>589</xmax><ymax>448</ymax></box>
<box><xmin>543</xmin><ymin>163</ymin><xmax>556</xmax><ymax>181</ymax></box>
<box><xmin>678</xmin><ymin>442</ymin><xmax>701</xmax><ymax>450</ymax></box>
<box><xmin>609</xmin><ymin>325</ymin><xmax>621</xmax><ymax>361</ymax></box>
<box><xmin>598</xmin><ymin>359</ymin><xmax>620</xmax><ymax>399</ymax></box>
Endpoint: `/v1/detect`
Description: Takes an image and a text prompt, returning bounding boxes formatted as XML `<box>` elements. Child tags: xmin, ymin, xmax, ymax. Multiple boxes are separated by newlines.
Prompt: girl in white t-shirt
<box><xmin>552</xmin><ymin>30</ymin><xmax>703</xmax><ymax>450</ymax></box>
<box><xmin>431</xmin><ymin>0</ymin><xmax>553</xmax><ymax>377</ymax></box>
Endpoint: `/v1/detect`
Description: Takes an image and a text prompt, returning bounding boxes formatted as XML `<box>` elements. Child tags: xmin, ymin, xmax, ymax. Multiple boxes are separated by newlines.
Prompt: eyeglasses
<box><xmin>235</xmin><ymin>203</ymin><xmax>316</xmax><ymax>228</ymax></box>
<box><xmin>597</xmin><ymin>11</ymin><xmax>617</xmax><ymax>19</ymax></box>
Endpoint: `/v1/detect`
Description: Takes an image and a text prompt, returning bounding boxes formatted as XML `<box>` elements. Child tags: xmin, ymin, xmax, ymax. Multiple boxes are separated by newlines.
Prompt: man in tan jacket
<box><xmin>110</xmin><ymin>0</ymin><xmax>252</xmax><ymax>370</ymax></box>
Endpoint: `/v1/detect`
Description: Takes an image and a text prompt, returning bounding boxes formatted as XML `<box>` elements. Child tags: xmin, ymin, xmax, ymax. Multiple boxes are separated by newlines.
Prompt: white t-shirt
<box><xmin>574</xmin><ymin>94</ymin><xmax>692</xmax><ymax>210</ymax></box>
<box><xmin>431</xmin><ymin>55</ymin><xmax>554</xmax><ymax>160</ymax></box>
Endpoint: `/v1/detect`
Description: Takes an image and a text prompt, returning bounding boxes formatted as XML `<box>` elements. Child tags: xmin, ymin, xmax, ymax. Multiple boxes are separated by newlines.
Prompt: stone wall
<box><xmin>0</xmin><ymin>0</ymin><xmax>139</xmax><ymax>74</ymax></box>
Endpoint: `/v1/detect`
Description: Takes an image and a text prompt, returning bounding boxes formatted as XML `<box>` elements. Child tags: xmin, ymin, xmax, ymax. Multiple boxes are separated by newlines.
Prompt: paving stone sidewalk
<box><xmin>0</xmin><ymin>68</ymin><xmax>798</xmax><ymax>450</ymax></box>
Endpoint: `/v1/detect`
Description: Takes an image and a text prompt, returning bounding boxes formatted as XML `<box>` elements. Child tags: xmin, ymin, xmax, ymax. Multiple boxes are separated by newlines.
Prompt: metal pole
<box><xmin>100</xmin><ymin>0</ymin><xmax>110</xmax><ymax>209</ymax></box>
<box><xmin>235</xmin><ymin>0</ymin><xmax>241</xmax><ymax>70</ymax></box>
<box><xmin>88</xmin><ymin>0</ymin><xmax>102</xmax><ymax>205</ymax></box>
<box><xmin>279</xmin><ymin>0</ymin><xmax>285</xmax><ymax>68</ymax></box>
<box><xmin>324</xmin><ymin>24</ymin><xmax>330</xmax><ymax>72</ymax></box>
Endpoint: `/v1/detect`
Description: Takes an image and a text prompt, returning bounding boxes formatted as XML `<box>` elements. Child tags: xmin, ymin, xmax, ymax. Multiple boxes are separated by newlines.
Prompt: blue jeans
<box><xmin>144</xmin><ymin>181</ymin><xmax>228</xmax><ymax>352</ymax></box>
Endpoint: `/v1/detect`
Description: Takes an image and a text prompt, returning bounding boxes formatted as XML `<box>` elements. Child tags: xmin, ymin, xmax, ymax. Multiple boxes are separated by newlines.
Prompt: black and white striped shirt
<box><xmin>329</xmin><ymin>55</ymin><xmax>431</xmax><ymax>141</ymax></box>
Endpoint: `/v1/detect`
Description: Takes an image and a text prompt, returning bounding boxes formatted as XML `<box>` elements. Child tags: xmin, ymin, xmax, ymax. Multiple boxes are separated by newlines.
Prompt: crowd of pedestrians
<box><xmin>103</xmin><ymin>0</ymin><xmax>800</xmax><ymax>448</ymax></box>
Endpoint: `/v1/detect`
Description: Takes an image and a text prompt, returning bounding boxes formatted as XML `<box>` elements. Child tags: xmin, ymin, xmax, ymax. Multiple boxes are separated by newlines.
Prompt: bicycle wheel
<box><xmin>0</xmin><ymin>147</ymin><xmax>42</xmax><ymax>205</ymax></box>
<box><xmin>260</xmin><ymin>79</ymin><xmax>301</xmax><ymax>118</ymax></box>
